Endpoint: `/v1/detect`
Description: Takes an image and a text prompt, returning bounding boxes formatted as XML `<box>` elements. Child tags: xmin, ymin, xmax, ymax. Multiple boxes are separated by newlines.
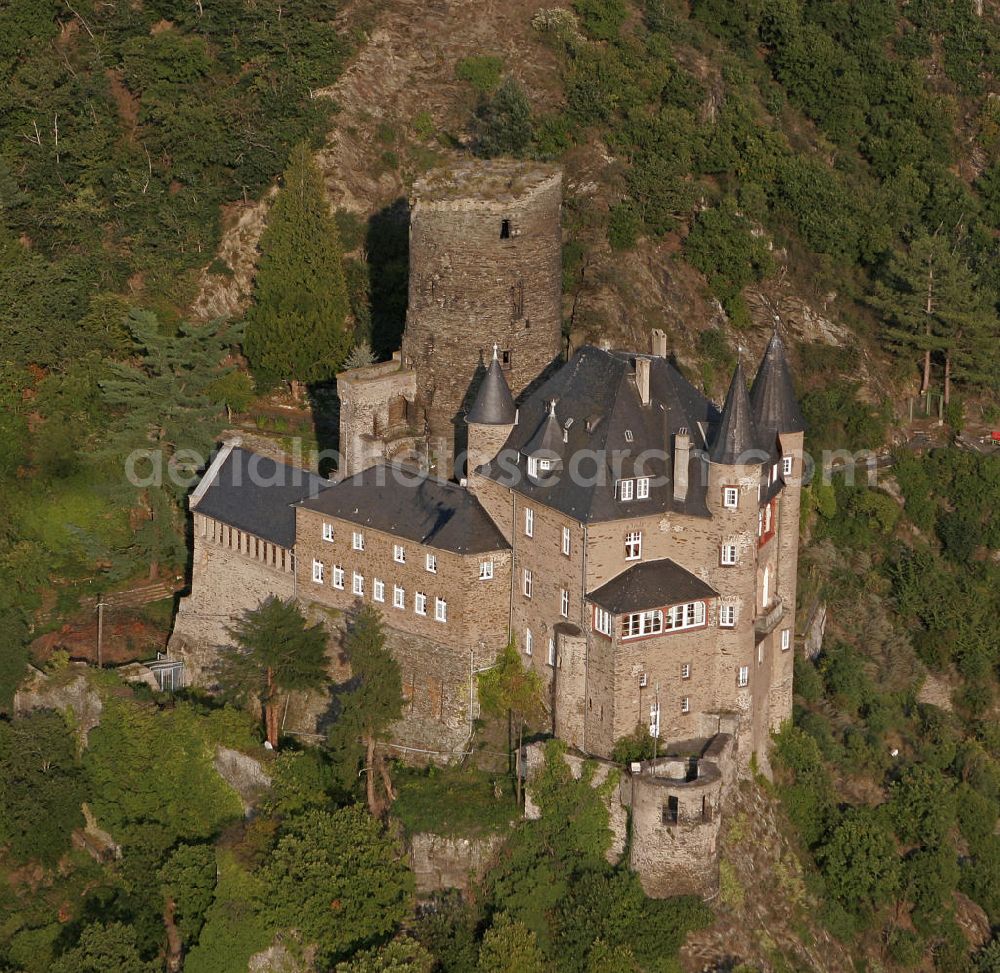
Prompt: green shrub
<box><xmin>456</xmin><ymin>56</ymin><xmax>504</xmax><ymax>94</ymax></box>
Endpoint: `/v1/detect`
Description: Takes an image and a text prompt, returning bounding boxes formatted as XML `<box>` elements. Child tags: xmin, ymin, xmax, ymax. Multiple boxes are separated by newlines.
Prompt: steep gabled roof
<box><xmin>588</xmin><ymin>559</ymin><xmax>718</xmax><ymax>614</ymax></box>
<box><xmin>479</xmin><ymin>346</ymin><xmax>720</xmax><ymax>522</ymax></box>
<box><xmin>750</xmin><ymin>330</ymin><xmax>806</xmax><ymax>450</ymax></box>
<box><xmin>709</xmin><ymin>363</ymin><xmax>761</xmax><ymax>466</ymax></box>
<box><xmin>298</xmin><ymin>463</ymin><xmax>509</xmax><ymax>555</ymax></box>
<box><xmin>194</xmin><ymin>447</ymin><xmax>330</xmax><ymax>548</ymax></box>
<box><xmin>466</xmin><ymin>349</ymin><xmax>516</xmax><ymax>425</ymax></box>
<box><xmin>522</xmin><ymin>399</ymin><xmax>564</xmax><ymax>459</ymax></box>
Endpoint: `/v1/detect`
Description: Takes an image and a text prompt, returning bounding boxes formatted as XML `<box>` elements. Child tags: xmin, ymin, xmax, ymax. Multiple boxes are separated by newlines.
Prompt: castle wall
<box><xmin>336</xmin><ymin>355</ymin><xmax>418</xmax><ymax>479</ymax></box>
<box><xmin>170</xmin><ymin>514</ymin><xmax>296</xmax><ymax>682</ymax></box>
<box><xmin>466</xmin><ymin>421</ymin><xmax>515</xmax><ymax>477</ymax></box>
<box><xmin>401</xmin><ymin>165</ymin><xmax>563</xmax><ymax>477</ymax></box>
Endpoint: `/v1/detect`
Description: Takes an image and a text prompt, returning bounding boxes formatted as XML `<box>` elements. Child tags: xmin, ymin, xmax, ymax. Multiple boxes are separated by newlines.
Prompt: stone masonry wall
<box><xmin>401</xmin><ymin>164</ymin><xmax>562</xmax><ymax>477</ymax></box>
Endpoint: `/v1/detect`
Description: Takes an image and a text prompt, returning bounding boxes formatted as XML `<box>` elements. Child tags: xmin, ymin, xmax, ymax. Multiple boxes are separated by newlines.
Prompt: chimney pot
<box><xmin>673</xmin><ymin>428</ymin><xmax>691</xmax><ymax>502</ymax></box>
<box><xmin>635</xmin><ymin>357</ymin><xmax>651</xmax><ymax>407</ymax></box>
<box><xmin>651</xmin><ymin>329</ymin><xmax>667</xmax><ymax>358</ymax></box>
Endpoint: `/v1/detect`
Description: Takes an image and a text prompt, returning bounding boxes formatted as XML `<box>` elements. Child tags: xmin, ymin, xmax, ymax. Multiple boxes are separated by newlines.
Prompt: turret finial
<box><xmin>492</xmin><ymin>342</ymin><xmax>499</xmax><ymax>361</ymax></box>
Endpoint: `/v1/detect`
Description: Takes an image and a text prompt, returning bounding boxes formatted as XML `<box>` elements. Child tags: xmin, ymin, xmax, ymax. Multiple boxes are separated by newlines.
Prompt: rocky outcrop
<box><xmin>14</xmin><ymin>665</ymin><xmax>103</xmax><ymax>744</ymax></box>
<box><xmin>213</xmin><ymin>746</ymin><xmax>272</xmax><ymax>816</ymax></box>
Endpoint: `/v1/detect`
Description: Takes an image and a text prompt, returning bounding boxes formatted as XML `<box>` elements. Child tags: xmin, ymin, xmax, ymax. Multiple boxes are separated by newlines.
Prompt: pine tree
<box><xmin>243</xmin><ymin>142</ymin><xmax>351</xmax><ymax>389</ymax></box>
<box><xmin>218</xmin><ymin>597</ymin><xmax>330</xmax><ymax>748</ymax></box>
<box><xmin>328</xmin><ymin>606</ymin><xmax>403</xmax><ymax>817</ymax></box>
<box><xmin>870</xmin><ymin>230</ymin><xmax>994</xmax><ymax>402</ymax></box>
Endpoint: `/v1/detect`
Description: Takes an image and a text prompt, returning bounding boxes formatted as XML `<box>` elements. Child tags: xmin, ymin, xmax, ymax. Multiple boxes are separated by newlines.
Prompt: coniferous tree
<box><xmin>328</xmin><ymin>606</ymin><xmax>403</xmax><ymax>817</ymax></box>
<box><xmin>243</xmin><ymin>142</ymin><xmax>351</xmax><ymax>389</ymax></box>
<box><xmin>870</xmin><ymin>230</ymin><xmax>994</xmax><ymax>402</ymax></box>
<box><xmin>218</xmin><ymin>597</ymin><xmax>330</xmax><ymax>748</ymax></box>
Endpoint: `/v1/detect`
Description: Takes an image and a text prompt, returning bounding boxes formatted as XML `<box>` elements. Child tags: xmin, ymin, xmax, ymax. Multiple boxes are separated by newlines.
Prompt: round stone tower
<box><xmin>401</xmin><ymin>160</ymin><xmax>563</xmax><ymax>478</ymax></box>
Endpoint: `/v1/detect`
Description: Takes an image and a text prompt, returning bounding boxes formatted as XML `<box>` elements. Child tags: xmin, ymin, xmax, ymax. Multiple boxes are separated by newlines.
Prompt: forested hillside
<box><xmin>1</xmin><ymin>0</ymin><xmax>999</xmax><ymax>971</ymax></box>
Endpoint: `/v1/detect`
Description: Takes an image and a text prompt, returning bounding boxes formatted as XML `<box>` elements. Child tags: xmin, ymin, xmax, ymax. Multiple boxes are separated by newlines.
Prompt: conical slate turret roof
<box><xmin>522</xmin><ymin>399</ymin><xmax>563</xmax><ymax>459</ymax></box>
<box><xmin>467</xmin><ymin>346</ymin><xmax>516</xmax><ymax>425</ymax></box>
<box><xmin>750</xmin><ymin>330</ymin><xmax>805</xmax><ymax>448</ymax></box>
<box><xmin>709</xmin><ymin>363</ymin><xmax>761</xmax><ymax>465</ymax></box>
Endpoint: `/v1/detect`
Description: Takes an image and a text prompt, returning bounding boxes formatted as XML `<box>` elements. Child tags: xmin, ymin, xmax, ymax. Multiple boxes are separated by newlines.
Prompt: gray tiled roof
<box><xmin>588</xmin><ymin>558</ymin><xmax>718</xmax><ymax>614</ymax></box>
<box><xmin>750</xmin><ymin>330</ymin><xmax>806</xmax><ymax>452</ymax></box>
<box><xmin>466</xmin><ymin>354</ymin><xmax>517</xmax><ymax>425</ymax></box>
<box><xmin>298</xmin><ymin>463</ymin><xmax>509</xmax><ymax>555</ymax></box>
<box><xmin>195</xmin><ymin>448</ymin><xmax>330</xmax><ymax>548</ymax></box>
<box><xmin>479</xmin><ymin>346</ymin><xmax>720</xmax><ymax>522</ymax></box>
<box><xmin>709</xmin><ymin>363</ymin><xmax>762</xmax><ymax>465</ymax></box>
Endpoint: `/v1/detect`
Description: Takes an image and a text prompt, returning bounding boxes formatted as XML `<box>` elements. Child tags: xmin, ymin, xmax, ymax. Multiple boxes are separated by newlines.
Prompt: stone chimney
<box><xmin>673</xmin><ymin>428</ymin><xmax>690</xmax><ymax>502</ymax></box>
<box><xmin>635</xmin><ymin>357</ymin><xmax>651</xmax><ymax>407</ymax></box>
<box><xmin>651</xmin><ymin>329</ymin><xmax>667</xmax><ymax>358</ymax></box>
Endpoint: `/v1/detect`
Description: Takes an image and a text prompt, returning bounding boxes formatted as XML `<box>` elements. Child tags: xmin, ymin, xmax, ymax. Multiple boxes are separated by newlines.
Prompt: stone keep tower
<box><xmin>401</xmin><ymin>160</ymin><xmax>563</xmax><ymax>477</ymax></box>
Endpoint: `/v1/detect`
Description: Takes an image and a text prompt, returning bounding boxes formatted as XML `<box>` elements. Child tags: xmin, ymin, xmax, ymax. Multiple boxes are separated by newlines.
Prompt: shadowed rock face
<box><xmin>15</xmin><ymin>668</ymin><xmax>103</xmax><ymax>745</ymax></box>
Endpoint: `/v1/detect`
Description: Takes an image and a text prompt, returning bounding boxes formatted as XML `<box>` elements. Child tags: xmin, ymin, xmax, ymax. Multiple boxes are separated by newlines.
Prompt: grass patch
<box><xmin>392</xmin><ymin>765</ymin><xmax>517</xmax><ymax>838</ymax></box>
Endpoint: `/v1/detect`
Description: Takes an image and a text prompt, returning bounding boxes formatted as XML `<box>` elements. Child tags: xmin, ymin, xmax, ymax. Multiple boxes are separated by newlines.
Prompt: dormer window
<box><xmin>619</xmin><ymin>478</ymin><xmax>634</xmax><ymax>501</ymax></box>
<box><xmin>624</xmin><ymin>429</ymin><xmax>634</xmax><ymax>443</ymax></box>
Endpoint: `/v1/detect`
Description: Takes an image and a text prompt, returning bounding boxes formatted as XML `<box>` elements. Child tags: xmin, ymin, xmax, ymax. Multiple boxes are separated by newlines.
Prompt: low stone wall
<box><xmin>409</xmin><ymin>832</ymin><xmax>504</xmax><ymax>894</ymax></box>
<box><xmin>523</xmin><ymin>744</ymin><xmax>627</xmax><ymax>865</ymax></box>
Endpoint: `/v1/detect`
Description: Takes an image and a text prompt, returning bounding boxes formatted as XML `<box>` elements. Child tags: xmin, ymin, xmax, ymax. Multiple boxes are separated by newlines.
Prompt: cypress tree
<box><xmin>244</xmin><ymin>142</ymin><xmax>351</xmax><ymax>389</ymax></box>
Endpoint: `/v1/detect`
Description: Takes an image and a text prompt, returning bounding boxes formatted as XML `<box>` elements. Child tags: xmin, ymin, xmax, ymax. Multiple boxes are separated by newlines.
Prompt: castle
<box><xmin>171</xmin><ymin>160</ymin><xmax>804</xmax><ymax>897</ymax></box>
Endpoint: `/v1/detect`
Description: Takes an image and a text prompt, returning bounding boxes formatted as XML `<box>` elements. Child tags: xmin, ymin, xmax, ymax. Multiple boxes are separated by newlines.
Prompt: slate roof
<box><xmin>298</xmin><ymin>463</ymin><xmax>509</xmax><ymax>555</ymax></box>
<box><xmin>588</xmin><ymin>559</ymin><xmax>718</xmax><ymax>614</ymax></box>
<box><xmin>466</xmin><ymin>351</ymin><xmax>517</xmax><ymax>425</ymax></box>
<box><xmin>195</xmin><ymin>448</ymin><xmax>330</xmax><ymax>548</ymax></box>
<box><xmin>479</xmin><ymin>346</ymin><xmax>720</xmax><ymax>522</ymax></box>
<box><xmin>750</xmin><ymin>330</ymin><xmax>806</xmax><ymax>452</ymax></box>
<box><xmin>708</xmin><ymin>363</ymin><xmax>763</xmax><ymax>465</ymax></box>
<box><xmin>522</xmin><ymin>400</ymin><xmax>564</xmax><ymax>460</ymax></box>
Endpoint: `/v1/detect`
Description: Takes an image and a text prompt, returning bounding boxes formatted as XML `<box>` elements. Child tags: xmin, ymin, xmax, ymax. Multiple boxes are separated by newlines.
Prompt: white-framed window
<box><xmin>618</xmin><ymin>478</ymin><xmax>634</xmax><ymax>501</ymax></box>
<box><xmin>426</xmin><ymin>553</ymin><xmax>437</xmax><ymax>573</ymax></box>
<box><xmin>758</xmin><ymin>642</ymin><xmax>764</xmax><ymax>665</ymax></box>
<box><xmin>524</xmin><ymin>507</ymin><xmax>534</xmax><ymax>537</ymax></box>
<box><xmin>636</xmin><ymin>476</ymin><xmax>650</xmax><ymax>499</ymax></box>
<box><xmin>639</xmin><ymin>672</ymin><xmax>648</xmax><ymax>688</ymax></box>
<box><xmin>560</xmin><ymin>588</ymin><xmax>569</xmax><ymax>618</ymax></box>
<box><xmin>720</xmin><ymin>604</ymin><xmax>736</xmax><ymax>628</ymax></box>
<box><xmin>782</xmin><ymin>455</ymin><xmax>793</xmax><ymax>477</ymax></box>
<box><xmin>681</xmin><ymin>663</ymin><xmax>691</xmax><ymax>680</ymax></box>
<box><xmin>414</xmin><ymin>592</ymin><xmax>427</xmax><ymax>616</ymax></box>
<box><xmin>527</xmin><ymin>455</ymin><xmax>539</xmax><ymax>478</ymax></box>
<box><xmin>562</xmin><ymin>526</ymin><xmax>571</xmax><ymax>556</ymax></box>
<box><xmin>333</xmin><ymin>564</ymin><xmax>345</xmax><ymax>590</ymax></box>
<box><xmin>738</xmin><ymin>665</ymin><xmax>749</xmax><ymax>688</ymax></box>
<box><xmin>352</xmin><ymin>531</ymin><xmax>365</xmax><ymax>551</ymax></box>
<box><xmin>681</xmin><ymin>697</ymin><xmax>690</xmax><ymax>714</ymax></box>
<box><xmin>721</xmin><ymin>543</ymin><xmax>738</xmax><ymax>566</ymax></box>
<box><xmin>539</xmin><ymin>458</ymin><xmax>551</xmax><ymax>473</ymax></box>
<box><xmin>523</xmin><ymin>569</ymin><xmax>533</xmax><ymax>598</ymax></box>
<box><xmin>312</xmin><ymin>559</ymin><xmax>324</xmax><ymax>584</ymax></box>
<box><xmin>781</xmin><ymin>628</ymin><xmax>791</xmax><ymax>651</ymax></box>
<box><xmin>723</xmin><ymin>486</ymin><xmax>739</xmax><ymax>509</ymax></box>
<box><xmin>435</xmin><ymin>597</ymin><xmax>447</xmax><ymax>622</ymax></box>
<box><xmin>479</xmin><ymin>560</ymin><xmax>494</xmax><ymax>580</ymax></box>
<box><xmin>649</xmin><ymin>701</ymin><xmax>660</xmax><ymax>738</ymax></box>
<box><xmin>393</xmin><ymin>544</ymin><xmax>405</xmax><ymax>564</ymax></box>
<box><xmin>373</xmin><ymin>578</ymin><xmax>385</xmax><ymax>602</ymax></box>
<box><xmin>594</xmin><ymin>606</ymin><xmax>613</xmax><ymax>636</ymax></box>
<box><xmin>625</xmin><ymin>530</ymin><xmax>642</xmax><ymax>560</ymax></box>
<box><xmin>622</xmin><ymin>610</ymin><xmax>663</xmax><ymax>639</ymax></box>
<box><xmin>664</xmin><ymin>600</ymin><xmax>706</xmax><ymax>631</ymax></box>
<box><xmin>393</xmin><ymin>585</ymin><xmax>405</xmax><ymax>609</ymax></box>
<box><xmin>322</xmin><ymin>522</ymin><xmax>334</xmax><ymax>542</ymax></box>
<box><xmin>547</xmin><ymin>638</ymin><xmax>556</xmax><ymax>667</ymax></box>
<box><xmin>772</xmin><ymin>463</ymin><xmax>779</xmax><ymax>483</ymax></box>
<box><xmin>525</xmin><ymin>628</ymin><xmax>533</xmax><ymax>656</ymax></box>
<box><xmin>352</xmin><ymin>572</ymin><xmax>364</xmax><ymax>596</ymax></box>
